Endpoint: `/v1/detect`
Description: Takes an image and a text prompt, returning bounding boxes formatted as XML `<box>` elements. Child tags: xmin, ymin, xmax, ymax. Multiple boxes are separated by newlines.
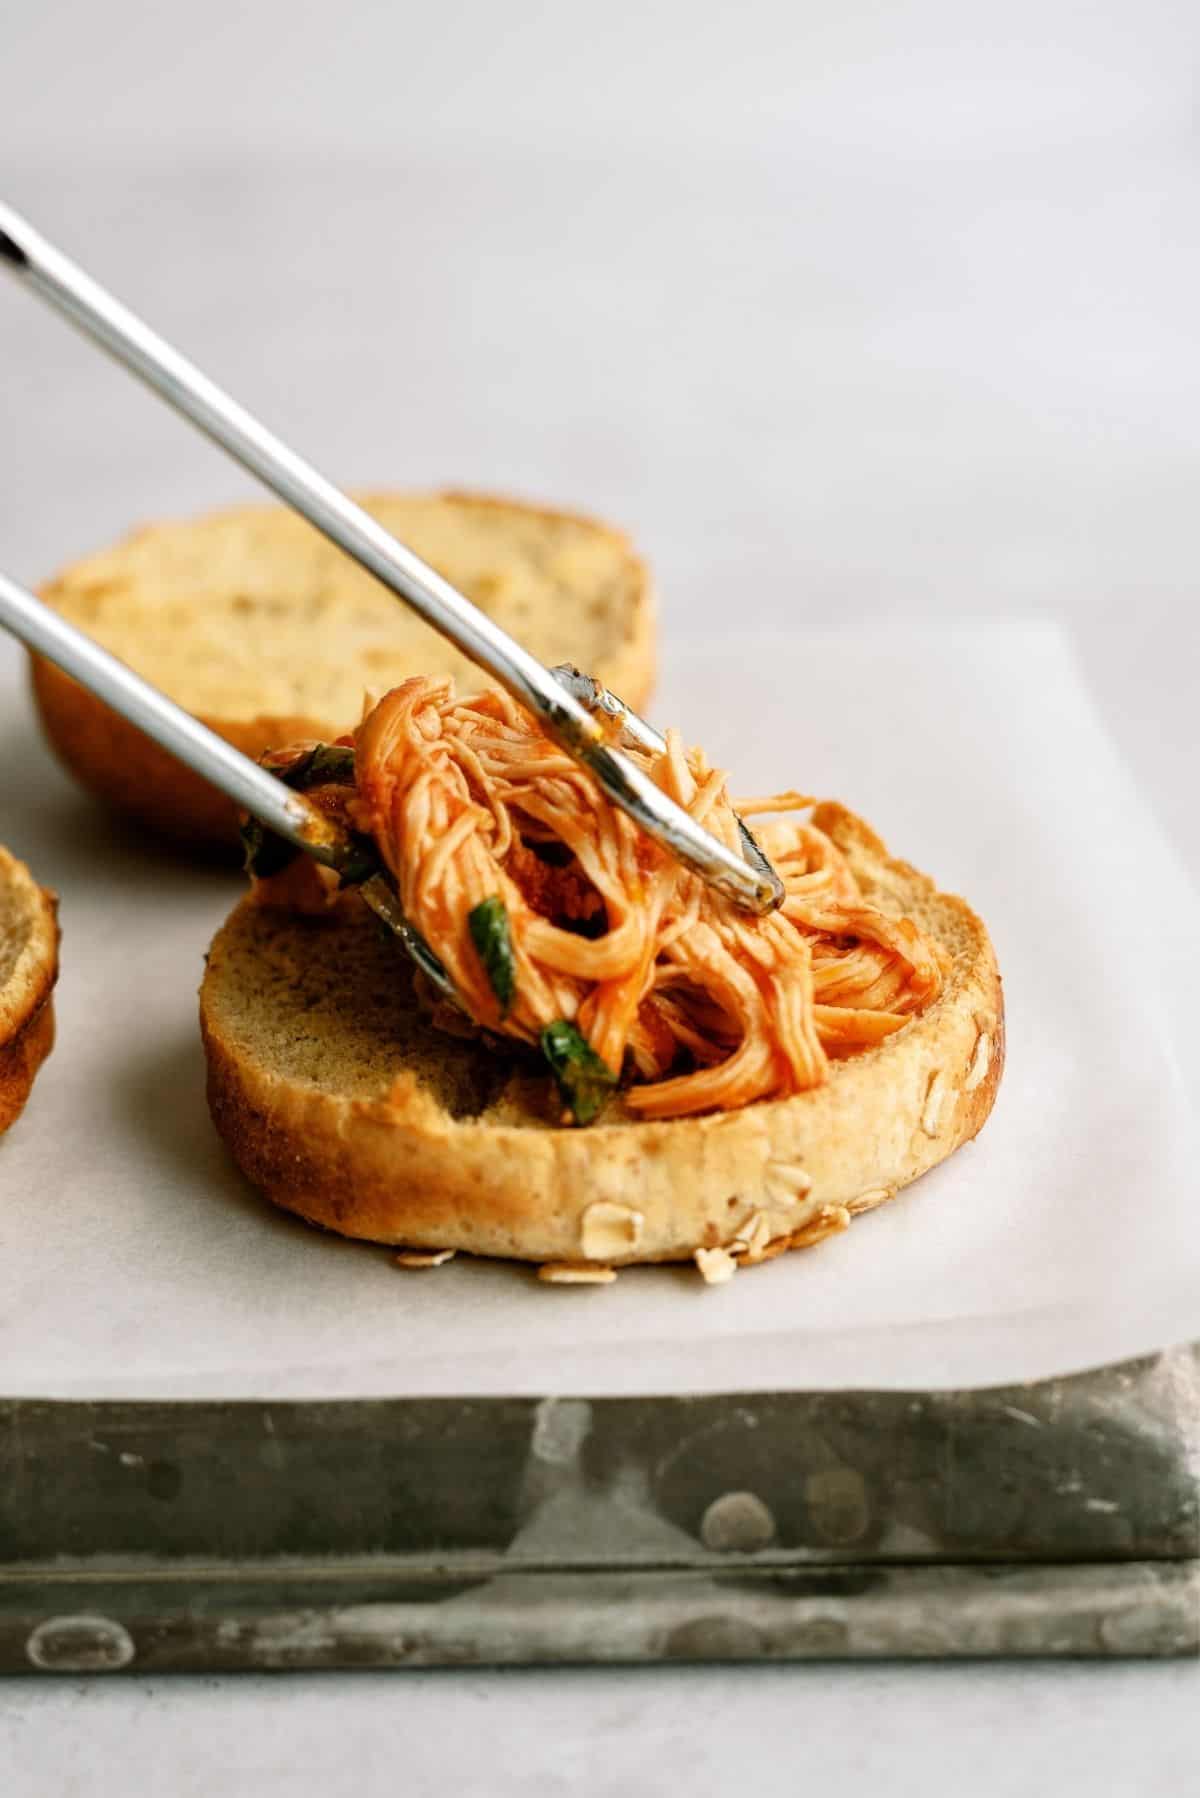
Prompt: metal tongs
<box><xmin>0</xmin><ymin>204</ymin><xmax>783</xmax><ymax>951</ymax></box>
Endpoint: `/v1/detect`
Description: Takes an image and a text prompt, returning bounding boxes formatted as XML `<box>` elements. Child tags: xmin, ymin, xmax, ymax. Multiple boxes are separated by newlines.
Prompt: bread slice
<box><xmin>32</xmin><ymin>491</ymin><xmax>656</xmax><ymax>851</ymax></box>
<box><xmin>0</xmin><ymin>847</ymin><xmax>59</xmax><ymax>1136</ymax></box>
<box><xmin>199</xmin><ymin>805</ymin><xmax>1003</xmax><ymax>1276</ymax></box>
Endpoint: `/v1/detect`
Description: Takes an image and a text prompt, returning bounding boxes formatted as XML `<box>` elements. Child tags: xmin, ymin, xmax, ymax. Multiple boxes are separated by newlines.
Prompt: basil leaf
<box><xmin>336</xmin><ymin>836</ymin><xmax>382</xmax><ymax>885</ymax></box>
<box><xmin>468</xmin><ymin>897</ymin><xmax>516</xmax><ymax>1016</ymax></box>
<box><xmin>540</xmin><ymin>1020</ymin><xmax>618</xmax><ymax>1126</ymax></box>
<box><xmin>242</xmin><ymin>741</ymin><xmax>372</xmax><ymax>881</ymax></box>
<box><xmin>260</xmin><ymin>743</ymin><xmax>318</xmax><ymax>784</ymax></box>
<box><xmin>298</xmin><ymin>744</ymin><xmax>356</xmax><ymax>788</ymax></box>
<box><xmin>241</xmin><ymin>815</ymin><xmax>301</xmax><ymax>880</ymax></box>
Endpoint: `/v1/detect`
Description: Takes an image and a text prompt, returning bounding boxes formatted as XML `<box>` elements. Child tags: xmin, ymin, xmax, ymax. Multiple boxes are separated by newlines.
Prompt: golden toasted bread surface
<box><xmin>34</xmin><ymin>490</ymin><xmax>656</xmax><ymax>848</ymax></box>
<box><xmin>200</xmin><ymin>806</ymin><xmax>1003</xmax><ymax>1272</ymax></box>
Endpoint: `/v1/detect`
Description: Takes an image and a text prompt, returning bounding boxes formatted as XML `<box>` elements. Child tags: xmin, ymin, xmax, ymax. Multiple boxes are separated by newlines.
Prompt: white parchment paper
<box><xmin>0</xmin><ymin>619</ymin><xmax>1196</xmax><ymax>1397</ymax></box>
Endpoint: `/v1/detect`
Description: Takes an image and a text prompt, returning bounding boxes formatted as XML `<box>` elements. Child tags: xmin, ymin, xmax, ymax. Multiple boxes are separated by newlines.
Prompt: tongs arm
<box><xmin>0</xmin><ymin>202</ymin><xmax>782</xmax><ymax>916</ymax></box>
<box><xmin>0</xmin><ymin>570</ymin><xmax>352</xmax><ymax>871</ymax></box>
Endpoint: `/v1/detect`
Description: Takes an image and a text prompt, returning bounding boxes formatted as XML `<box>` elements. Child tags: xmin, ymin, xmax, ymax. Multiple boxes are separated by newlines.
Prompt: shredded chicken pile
<box><xmin>349</xmin><ymin>678</ymin><xmax>947</xmax><ymax>1120</ymax></box>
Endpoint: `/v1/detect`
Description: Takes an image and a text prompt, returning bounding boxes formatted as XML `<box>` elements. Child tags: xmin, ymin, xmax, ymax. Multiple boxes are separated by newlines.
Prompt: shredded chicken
<box><xmin>348</xmin><ymin>677</ymin><xmax>948</xmax><ymax>1121</ymax></box>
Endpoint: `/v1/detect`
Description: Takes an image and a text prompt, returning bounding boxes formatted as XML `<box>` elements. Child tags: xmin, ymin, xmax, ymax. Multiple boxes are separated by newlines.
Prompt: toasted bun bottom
<box><xmin>32</xmin><ymin>490</ymin><xmax>657</xmax><ymax>852</ymax></box>
<box><xmin>199</xmin><ymin>807</ymin><xmax>1003</xmax><ymax>1272</ymax></box>
<box><xmin>0</xmin><ymin>848</ymin><xmax>60</xmax><ymax>1136</ymax></box>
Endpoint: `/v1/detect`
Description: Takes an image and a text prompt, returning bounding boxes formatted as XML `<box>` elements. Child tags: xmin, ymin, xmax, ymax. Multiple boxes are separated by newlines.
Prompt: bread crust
<box><xmin>30</xmin><ymin>656</ymin><xmax>330</xmax><ymax>849</ymax></box>
<box><xmin>199</xmin><ymin>807</ymin><xmax>1003</xmax><ymax>1271</ymax></box>
<box><xmin>0</xmin><ymin>848</ymin><xmax>60</xmax><ymax>1136</ymax></box>
<box><xmin>32</xmin><ymin>489</ymin><xmax>657</xmax><ymax>853</ymax></box>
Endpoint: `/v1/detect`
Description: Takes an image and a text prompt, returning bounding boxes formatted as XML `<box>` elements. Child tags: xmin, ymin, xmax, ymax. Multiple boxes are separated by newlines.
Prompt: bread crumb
<box><xmin>754</xmin><ymin>1234</ymin><xmax>796</xmax><ymax>1264</ymax></box>
<box><xmin>847</xmin><ymin>1187</ymin><xmax>893</xmax><ymax>1217</ymax></box>
<box><xmin>729</xmin><ymin>1211</ymin><xmax>772</xmax><ymax>1263</ymax></box>
<box><xmin>580</xmin><ymin>1201</ymin><xmax>644</xmax><ymax>1261</ymax></box>
<box><xmin>766</xmin><ymin>1160</ymin><xmax>812</xmax><ymax>1196</ymax></box>
<box><xmin>694</xmin><ymin>1246</ymin><xmax>738</xmax><ymax>1285</ymax></box>
<box><xmin>762</xmin><ymin>1159</ymin><xmax>815</xmax><ymax>1223</ymax></box>
<box><xmin>538</xmin><ymin>1262</ymin><xmax>617</xmax><ymax>1285</ymax></box>
<box><xmin>921</xmin><ymin>1071</ymin><xmax>946</xmax><ymax>1137</ymax></box>
<box><xmin>963</xmin><ymin>1031</ymin><xmax>992</xmax><ymax>1093</ymax></box>
<box><xmin>789</xmin><ymin>1205</ymin><xmax>851</xmax><ymax>1250</ymax></box>
<box><xmin>394</xmin><ymin>1249</ymin><xmax>457</xmax><ymax>1268</ymax></box>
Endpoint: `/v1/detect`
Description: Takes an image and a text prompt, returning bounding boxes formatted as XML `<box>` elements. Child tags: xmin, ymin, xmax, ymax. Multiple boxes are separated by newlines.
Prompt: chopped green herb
<box><xmin>295</xmin><ymin>744</ymin><xmax>356</xmax><ymax>789</ymax></box>
<box><xmin>259</xmin><ymin>741</ymin><xmax>357</xmax><ymax>791</ymax></box>
<box><xmin>241</xmin><ymin>742</ymin><xmax>373</xmax><ymax>881</ymax></box>
<box><xmin>540</xmin><ymin>1020</ymin><xmax>618</xmax><ymax>1126</ymax></box>
<box><xmin>333</xmin><ymin>834</ymin><xmax>382</xmax><ymax>886</ymax></box>
<box><xmin>260</xmin><ymin>743</ymin><xmax>319</xmax><ymax>784</ymax></box>
<box><xmin>468</xmin><ymin>896</ymin><xmax>516</xmax><ymax>1015</ymax></box>
<box><xmin>240</xmin><ymin>814</ymin><xmax>300</xmax><ymax>880</ymax></box>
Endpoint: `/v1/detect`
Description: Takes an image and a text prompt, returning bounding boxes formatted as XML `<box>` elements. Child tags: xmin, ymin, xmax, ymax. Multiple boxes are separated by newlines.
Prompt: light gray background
<box><xmin>2</xmin><ymin>1</ymin><xmax>1199</xmax><ymax>1791</ymax></box>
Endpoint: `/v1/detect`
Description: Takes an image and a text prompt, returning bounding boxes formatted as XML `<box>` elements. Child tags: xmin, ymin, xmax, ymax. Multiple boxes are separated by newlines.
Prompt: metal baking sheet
<box><xmin>3</xmin><ymin>1347</ymin><xmax>1198</xmax><ymax>1671</ymax></box>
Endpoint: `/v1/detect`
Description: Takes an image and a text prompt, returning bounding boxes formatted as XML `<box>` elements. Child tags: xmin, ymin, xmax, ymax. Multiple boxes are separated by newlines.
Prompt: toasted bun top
<box><xmin>40</xmin><ymin>490</ymin><xmax>655</xmax><ymax>733</ymax></box>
